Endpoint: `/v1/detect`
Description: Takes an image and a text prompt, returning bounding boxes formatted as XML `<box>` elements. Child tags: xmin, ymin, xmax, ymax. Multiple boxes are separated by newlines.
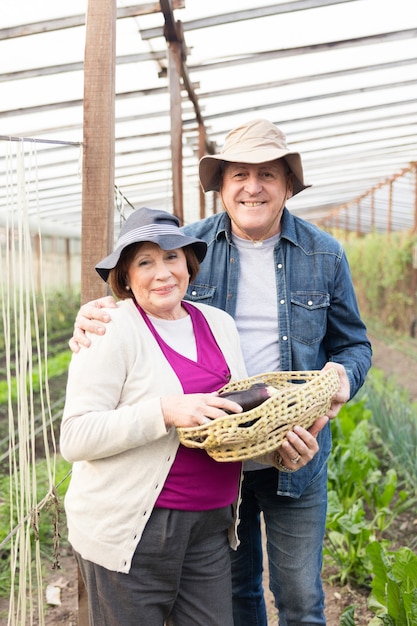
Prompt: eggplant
<box><xmin>219</xmin><ymin>382</ymin><xmax>274</xmax><ymax>414</ymax></box>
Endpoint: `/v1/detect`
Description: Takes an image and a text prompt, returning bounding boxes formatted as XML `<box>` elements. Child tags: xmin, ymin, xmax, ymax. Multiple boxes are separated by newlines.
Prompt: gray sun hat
<box><xmin>199</xmin><ymin>119</ymin><xmax>311</xmax><ymax>196</ymax></box>
<box><xmin>95</xmin><ymin>207</ymin><xmax>207</xmax><ymax>282</ymax></box>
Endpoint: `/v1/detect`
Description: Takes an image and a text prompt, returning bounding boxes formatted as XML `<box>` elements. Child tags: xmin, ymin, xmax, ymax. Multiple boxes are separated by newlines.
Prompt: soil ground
<box><xmin>1</xmin><ymin>330</ymin><xmax>416</xmax><ymax>625</ymax></box>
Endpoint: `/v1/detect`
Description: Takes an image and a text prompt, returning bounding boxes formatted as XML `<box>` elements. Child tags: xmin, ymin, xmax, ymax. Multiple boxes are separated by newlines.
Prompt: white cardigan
<box><xmin>61</xmin><ymin>299</ymin><xmax>248</xmax><ymax>573</ymax></box>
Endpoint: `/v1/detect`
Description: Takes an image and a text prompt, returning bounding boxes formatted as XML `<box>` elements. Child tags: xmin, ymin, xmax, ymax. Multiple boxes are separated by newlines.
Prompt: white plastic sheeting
<box><xmin>0</xmin><ymin>0</ymin><xmax>416</xmax><ymax>235</ymax></box>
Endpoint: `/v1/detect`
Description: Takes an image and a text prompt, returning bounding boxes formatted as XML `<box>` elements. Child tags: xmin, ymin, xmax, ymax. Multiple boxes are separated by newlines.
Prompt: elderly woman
<box><xmin>61</xmin><ymin>207</ymin><xmax>301</xmax><ymax>626</ymax></box>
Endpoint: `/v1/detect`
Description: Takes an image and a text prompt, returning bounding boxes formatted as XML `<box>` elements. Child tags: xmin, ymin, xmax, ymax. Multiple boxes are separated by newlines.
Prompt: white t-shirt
<box><xmin>233</xmin><ymin>232</ymin><xmax>281</xmax><ymax>471</ymax></box>
<box><xmin>147</xmin><ymin>314</ymin><xmax>197</xmax><ymax>360</ymax></box>
<box><xmin>233</xmin><ymin>233</ymin><xmax>281</xmax><ymax>376</ymax></box>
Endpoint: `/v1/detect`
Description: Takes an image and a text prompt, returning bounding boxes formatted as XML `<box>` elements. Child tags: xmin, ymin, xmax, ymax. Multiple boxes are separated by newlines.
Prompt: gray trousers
<box><xmin>75</xmin><ymin>506</ymin><xmax>234</xmax><ymax>626</ymax></box>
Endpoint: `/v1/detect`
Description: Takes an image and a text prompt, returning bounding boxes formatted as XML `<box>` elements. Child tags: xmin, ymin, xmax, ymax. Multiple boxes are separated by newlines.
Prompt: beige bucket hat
<box><xmin>199</xmin><ymin>119</ymin><xmax>311</xmax><ymax>196</ymax></box>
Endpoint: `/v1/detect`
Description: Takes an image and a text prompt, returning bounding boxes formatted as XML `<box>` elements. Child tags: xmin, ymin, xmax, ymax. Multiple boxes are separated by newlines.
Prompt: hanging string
<box><xmin>1</xmin><ymin>139</ymin><xmax>57</xmax><ymax>626</ymax></box>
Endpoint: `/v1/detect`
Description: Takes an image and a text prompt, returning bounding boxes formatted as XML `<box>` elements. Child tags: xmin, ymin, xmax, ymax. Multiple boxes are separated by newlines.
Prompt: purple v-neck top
<box><xmin>137</xmin><ymin>301</ymin><xmax>241</xmax><ymax>511</ymax></box>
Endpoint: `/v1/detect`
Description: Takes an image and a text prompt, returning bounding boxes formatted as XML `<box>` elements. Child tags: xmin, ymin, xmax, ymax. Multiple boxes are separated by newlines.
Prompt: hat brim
<box><xmin>95</xmin><ymin>234</ymin><xmax>207</xmax><ymax>282</ymax></box>
<box><xmin>199</xmin><ymin>150</ymin><xmax>310</xmax><ymax>197</ymax></box>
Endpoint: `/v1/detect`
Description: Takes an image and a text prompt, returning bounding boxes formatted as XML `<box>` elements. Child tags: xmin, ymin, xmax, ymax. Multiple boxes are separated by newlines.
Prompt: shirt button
<box><xmin>282</xmin><ymin>336</ymin><xmax>288</xmax><ymax>341</ymax></box>
<box><xmin>191</xmin><ymin>291</ymin><xmax>197</xmax><ymax>296</ymax></box>
<box><xmin>308</xmin><ymin>300</ymin><xmax>313</xmax><ymax>306</ymax></box>
<box><xmin>280</xmin><ymin>299</ymin><xmax>285</xmax><ymax>305</ymax></box>
<box><xmin>277</xmin><ymin>263</ymin><xmax>283</xmax><ymax>269</ymax></box>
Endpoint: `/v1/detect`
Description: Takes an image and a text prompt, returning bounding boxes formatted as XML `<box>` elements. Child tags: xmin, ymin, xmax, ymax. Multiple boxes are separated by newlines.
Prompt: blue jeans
<box><xmin>231</xmin><ymin>466</ymin><xmax>328</xmax><ymax>626</ymax></box>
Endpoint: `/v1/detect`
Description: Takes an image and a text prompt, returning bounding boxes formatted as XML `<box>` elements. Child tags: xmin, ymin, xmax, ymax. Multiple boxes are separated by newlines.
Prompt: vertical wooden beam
<box><xmin>167</xmin><ymin>38</ymin><xmax>183</xmax><ymax>223</ymax></box>
<box><xmin>356</xmin><ymin>200</ymin><xmax>361</xmax><ymax>236</ymax></box>
<box><xmin>413</xmin><ymin>163</ymin><xmax>417</xmax><ymax>234</ymax></box>
<box><xmin>79</xmin><ymin>2</ymin><xmax>116</xmax><ymax>623</ymax></box>
<box><xmin>370</xmin><ymin>190</ymin><xmax>375</xmax><ymax>232</ymax></box>
<box><xmin>65</xmin><ymin>238</ymin><xmax>71</xmax><ymax>290</ymax></box>
<box><xmin>198</xmin><ymin>123</ymin><xmax>205</xmax><ymax>220</ymax></box>
<box><xmin>81</xmin><ymin>0</ymin><xmax>116</xmax><ymax>302</ymax></box>
<box><xmin>387</xmin><ymin>181</ymin><xmax>393</xmax><ymax>235</ymax></box>
<box><xmin>34</xmin><ymin>233</ymin><xmax>41</xmax><ymax>292</ymax></box>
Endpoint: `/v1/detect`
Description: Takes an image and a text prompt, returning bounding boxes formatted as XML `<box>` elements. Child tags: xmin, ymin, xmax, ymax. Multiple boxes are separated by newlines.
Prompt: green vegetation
<box><xmin>0</xmin><ymin>289</ymin><xmax>79</xmax><ymax>599</ymax></box>
<box><xmin>336</xmin><ymin>230</ymin><xmax>417</xmax><ymax>335</ymax></box>
<box><xmin>364</xmin><ymin>369</ymin><xmax>417</xmax><ymax>489</ymax></box>
<box><xmin>0</xmin><ymin>351</ymin><xmax>71</xmax><ymax>404</ymax></box>
<box><xmin>326</xmin><ymin>395</ymin><xmax>414</xmax><ymax>584</ymax></box>
<box><xmin>366</xmin><ymin>542</ymin><xmax>417</xmax><ymax>625</ymax></box>
<box><xmin>0</xmin><ymin>289</ymin><xmax>80</xmax><ymax>446</ymax></box>
<box><xmin>0</xmin><ymin>289</ymin><xmax>80</xmax><ymax>353</ymax></box>
<box><xmin>0</xmin><ymin>456</ymin><xmax>72</xmax><ymax>596</ymax></box>
<box><xmin>325</xmin><ymin>368</ymin><xmax>417</xmax><ymax>623</ymax></box>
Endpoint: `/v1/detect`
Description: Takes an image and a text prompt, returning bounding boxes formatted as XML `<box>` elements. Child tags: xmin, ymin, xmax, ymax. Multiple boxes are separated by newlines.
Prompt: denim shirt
<box><xmin>183</xmin><ymin>209</ymin><xmax>372</xmax><ymax>497</ymax></box>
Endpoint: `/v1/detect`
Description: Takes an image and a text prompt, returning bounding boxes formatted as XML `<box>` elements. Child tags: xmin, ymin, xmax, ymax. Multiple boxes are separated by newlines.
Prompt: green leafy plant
<box><xmin>363</xmin><ymin>368</ymin><xmax>417</xmax><ymax>491</ymax></box>
<box><xmin>340</xmin><ymin>605</ymin><xmax>356</xmax><ymax>626</ymax></box>
<box><xmin>366</xmin><ymin>541</ymin><xmax>417</xmax><ymax>625</ymax></box>
<box><xmin>327</xmin><ymin>401</ymin><xmax>375</xmax><ymax>509</ymax></box>
<box><xmin>325</xmin><ymin>493</ymin><xmax>376</xmax><ymax>585</ymax></box>
<box><xmin>325</xmin><ymin>398</ymin><xmax>415</xmax><ymax>586</ymax></box>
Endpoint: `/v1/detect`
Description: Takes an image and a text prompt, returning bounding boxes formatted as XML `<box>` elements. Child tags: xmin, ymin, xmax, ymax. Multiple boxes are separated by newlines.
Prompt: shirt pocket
<box><xmin>290</xmin><ymin>291</ymin><xmax>330</xmax><ymax>345</ymax></box>
<box><xmin>186</xmin><ymin>283</ymin><xmax>217</xmax><ymax>304</ymax></box>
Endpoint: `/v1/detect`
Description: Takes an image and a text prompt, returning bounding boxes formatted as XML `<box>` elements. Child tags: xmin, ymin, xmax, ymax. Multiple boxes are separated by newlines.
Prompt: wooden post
<box><xmin>356</xmin><ymin>200</ymin><xmax>361</xmax><ymax>237</ymax></box>
<box><xmin>65</xmin><ymin>238</ymin><xmax>71</xmax><ymax>290</ymax></box>
<box><xmin>79</xmin><ymin>1</ymin><xmax>116</xmax><ymax>623</ymax></box>
<box><xmin>198</xmin><ymin>122</ymin><xmax>205</xmax><ymax>220</ymax></box>
<box><xmin>387</xmin><ymin>181</ymin><xmax>393</xmax><ymax>236</ymax></box>
<box><xmin>413</xmin><ymin>163</ymin><xmax>417</xmax><ymax>234</ymax></box>
<box><xmin>34</xmin><ymin>233</ymin><xmax>41</xmax><ymax>292</ymax></box>
<box><xmin>81</xmin><ymin>0</ymin><xmax>116</xmax><ymax>303</ymax></box>
<box><xmin>370</xmin><ymin>190</ymin><xmax>375</xmax><ymax>232</ymax></box>
<box><xmin>167</xmin><ymin>38</ymin><xmax>183</xmax><ymax>223</ymax></box>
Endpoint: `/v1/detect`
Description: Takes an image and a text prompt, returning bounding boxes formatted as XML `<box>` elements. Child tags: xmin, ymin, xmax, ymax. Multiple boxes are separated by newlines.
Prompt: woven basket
<box><xmin>177</xmin><ymin>368</ymin><xmax>340</xmax><ymax>462</ymax></box>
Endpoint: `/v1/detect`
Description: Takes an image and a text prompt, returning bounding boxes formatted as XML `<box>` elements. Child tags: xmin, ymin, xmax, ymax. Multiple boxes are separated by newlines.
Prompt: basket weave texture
<box><xmin>177</xmin><ymin>369</ymin><xmax>340</xmax><ymax>462</ymax></box>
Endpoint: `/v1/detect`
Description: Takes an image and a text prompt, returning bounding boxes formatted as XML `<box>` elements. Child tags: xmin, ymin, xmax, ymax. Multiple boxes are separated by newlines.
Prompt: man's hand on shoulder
<box><xmin>69</xmin><ymin>296</ymin><xmax>117</xmax><ymax>353</ymax></box>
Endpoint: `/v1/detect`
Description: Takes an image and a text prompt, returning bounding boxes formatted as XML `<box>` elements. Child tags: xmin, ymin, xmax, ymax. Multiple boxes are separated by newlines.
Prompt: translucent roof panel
<box><xmin>0</xmin><ymin>0</ymin><xmax>416</xmax><ymax>236</ymax></box>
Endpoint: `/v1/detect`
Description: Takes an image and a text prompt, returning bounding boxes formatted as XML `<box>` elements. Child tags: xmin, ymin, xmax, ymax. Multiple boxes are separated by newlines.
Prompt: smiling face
<box><xmin>126</xmin><ymin>242</ymin><xmax>190</xmax><ymax>319</ymax></box>
<box><xmin>220</xmin><ymin>159</ymin><xmax>293</xmax><ymax>241</ymax></box>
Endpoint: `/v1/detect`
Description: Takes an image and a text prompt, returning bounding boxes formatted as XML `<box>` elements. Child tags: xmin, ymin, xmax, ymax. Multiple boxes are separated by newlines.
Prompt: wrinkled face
<box><xmin>126</xmin><ymin>242</ymin><xmax>189</xmax><ymax>319</ymax></box>
<box><xmin>220</xmin><ymin>159</ymin><xmax>292</xmax><ymax>240</ymax></box>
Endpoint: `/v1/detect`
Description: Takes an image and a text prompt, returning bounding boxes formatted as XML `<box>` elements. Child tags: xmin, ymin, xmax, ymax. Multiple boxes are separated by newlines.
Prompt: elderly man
<box><xmin>71</xmin><ymin>119</ymin><xmax>372</xmax><ymax>625</ymax></box>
